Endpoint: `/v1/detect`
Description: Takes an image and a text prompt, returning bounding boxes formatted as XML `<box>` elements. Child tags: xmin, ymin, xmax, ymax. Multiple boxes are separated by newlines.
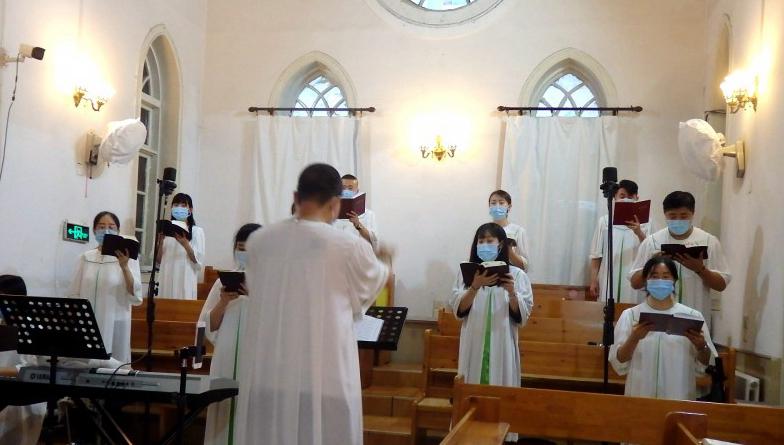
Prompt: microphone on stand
<box><xmin>160</xmin><ymin>167</ymin><xmax>177</xmax><ymax>196</ymax></box>
<box><xmin>599</xmin><ymin>165</ymin><xmax>618</xmax><ymax>393</ymax></box>
<box><xmin>600</xmin><ymin>166</ymin><xmax>618</xmax><ymax>198</ymax></box>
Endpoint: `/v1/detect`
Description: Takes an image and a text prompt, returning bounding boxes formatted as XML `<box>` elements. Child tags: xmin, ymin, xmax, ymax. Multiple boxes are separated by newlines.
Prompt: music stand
<box><xmin>0</xmin><ymin>294</ymin><xmax>110</xmax><ymax>445</ymax></box>
<box><xmin>358</xmin><ymin>306</ymin><xmax>408</xmax><ymax>351</ymax></box>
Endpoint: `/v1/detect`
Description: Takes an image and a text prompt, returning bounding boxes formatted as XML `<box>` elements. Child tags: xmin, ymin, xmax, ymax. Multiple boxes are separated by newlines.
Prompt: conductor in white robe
<box><xmin>235</xmin><ymin>163</ymin><xmax>391</xmax><ymax>445</ymax></box>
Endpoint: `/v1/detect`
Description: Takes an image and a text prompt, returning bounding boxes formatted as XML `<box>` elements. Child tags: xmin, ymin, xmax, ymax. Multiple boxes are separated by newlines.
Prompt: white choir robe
<box><xmin>502</xmin><ymin>223</ymin><xmax>531</xmax><ymax>270</ymax></box>
<box><xmin>0</xmin><ymin>352</ymin><xmax>45</xmax><ymax>445</ymax></box>
<box><xmin>628</xmin><ymin>227</ymin><xmax>731</xmax><ymax>326</ymax></box>
<box><xmin>68</xmin><ymin>248</ymin><xmax>143</xmax><ymax>363</ymax></box>
<box><xmin>235</xmin><ymin>218</ymin><xmax>389</xmax><ymax>445</ymax></box>
<box><xmin>590</xmin><ymin>215</ymin><xmax>651</xmax><ymax>303</ymax></box>
<box><xmin>159</xmin><ymin>225</ymin><xmax>206</xmax><ymax>300</ymax></box>
<box><xmin>609</xmin><ymin>302</ymin><xmax>717</xmax><ymax>400</ymax></box>
<box><xmin>333</xmin><ymin>208</ymin><xmax>379</xmax><ymax>250</ymax></box>
<box><xmin>198</xmin><ymin>279</ymin><xmax>248</xmax><ymax>445</ymax></box>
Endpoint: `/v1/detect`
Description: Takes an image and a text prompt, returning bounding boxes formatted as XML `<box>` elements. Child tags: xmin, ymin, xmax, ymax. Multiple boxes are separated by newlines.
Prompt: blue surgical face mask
<box><xmin>95</xmin><ymin>228</ymin><xmax>118</xmax><ymax>245</ymax></box>
<box><xmin>172</xmin><ymin>206</ymin><xmax>190</xmax><ymax>221</ymax></box>
<box><xmin>341</xmin><ymin>189</ymin><xmax>355</xmax><ymax>199</ymax></box>
<box><xmin>476</xmin><ymin>243</ymin><xmax>499</xmax><ymax>262</ymax></box>
<box><xmin>666</xmin><ymin>219</ymin><xmax>691</xmax><ymax>236</ymax></box>
<box><xmin>646</xmin><ymin>279</ymin><xmax>675</xmax><ymax>300</ymax></box>
<box><xmin>489</xmin><ymin>205</ymin><xmax>508</xmax><ymax>221</ymax></box>
<box><xmin>235</xmin><ymin>251</ymin><xmax>248</xmax><ymax>270</ymax></box>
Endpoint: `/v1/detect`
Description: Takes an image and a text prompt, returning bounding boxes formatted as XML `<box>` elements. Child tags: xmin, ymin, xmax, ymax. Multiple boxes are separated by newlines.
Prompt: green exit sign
<box><xmin>63</xmin><ymin>222</ymin><xmax>90</xmax><ymax>243</ymax></box>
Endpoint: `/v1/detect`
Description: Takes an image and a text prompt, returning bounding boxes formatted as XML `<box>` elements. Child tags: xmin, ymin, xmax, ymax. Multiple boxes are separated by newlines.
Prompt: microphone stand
<box><xmin>600</xmin><ymin>180</ymin><xmax>619</xmax><ymax>394</ymax></box>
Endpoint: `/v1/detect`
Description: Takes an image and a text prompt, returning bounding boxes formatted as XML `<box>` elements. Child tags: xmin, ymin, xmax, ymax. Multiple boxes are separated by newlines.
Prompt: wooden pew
<box><xmin>664</xmin><ymin>411</ymin><xmax>708</xmax><ymax>445</ymax></box>
<box><xmin>531</xmin><ymin>283</ymin><xmax>590</xmax><ymax>300</ymax></box>
<box><xmin>439</xmin><ymin>397</ymin><xmax>508</xmax><ymax>445</ymax></box>
<box><xmin>451</xmin><ymin>376</ymin><xmax>784</xmax><ymax>445</ymax></box>
<box><xmin>131</xmin><ymin>298</ymin><xmax>206</xmax><ymax>322</ymax></box>
<box><xmin>197</xmin><ymin>266</ymin><xmax>219</xmax><ymax>300</ymax></box>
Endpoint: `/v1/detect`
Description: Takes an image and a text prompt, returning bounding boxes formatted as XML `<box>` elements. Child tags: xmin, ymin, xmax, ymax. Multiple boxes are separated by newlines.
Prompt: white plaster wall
<box><xmin>705</xmin><ymin>0</ymin><xmax>784</xmax><ymax>360</ymax></box>
<box><xmin>199</xmin><ymin>0</ymin><xmax>711</xmax><ymax>319</ymax></box>
<box><xmin>0</xmin><ymin>0</ymin><xmax>207</xmax><ymax>296</ymax></box>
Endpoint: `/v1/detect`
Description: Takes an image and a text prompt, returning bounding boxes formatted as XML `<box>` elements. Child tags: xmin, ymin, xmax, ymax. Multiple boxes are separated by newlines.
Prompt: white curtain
<box><xmin>501</xmin><ymin>116</ymin><xmax>618</xmax><ymax>285</ymax></box>
<box><xmin>250</xmin><ymin>116</ymin><xmax>360</xmax><ymax>225</ymax></box>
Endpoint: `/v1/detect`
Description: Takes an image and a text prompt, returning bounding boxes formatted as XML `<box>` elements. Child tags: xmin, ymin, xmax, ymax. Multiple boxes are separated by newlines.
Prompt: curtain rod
<box><xmin>248</xmin><ymin>106</ymin><xmax>376</xmax><ymax>114</ymax></box>
<box><xmin>497</xmin><ymin>105</ymin><xmax>643</xmax><ymax>116</ymax></box>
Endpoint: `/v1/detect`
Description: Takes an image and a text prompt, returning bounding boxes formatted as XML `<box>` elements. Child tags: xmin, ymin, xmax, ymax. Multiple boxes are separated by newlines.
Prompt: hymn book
<box><xmin>460</xmin><ymin>261</ymin><xmax>510</xmax><ymax>288</ymax></box>
<box><xmin>638</xmin><ymin>311</ymin><xmax>704</xmax><ymax>336</ymax></box>
<box><xmin>354</xmin><ymin>314</ymin><xmax>384</xmax><ymax>342</ymax></box>
<box><xmin>217</xmin><ymin>270</ymin><xmax>245</xmax><ymax>293</ymax></box>
<box><xmin>101</xmin><ymin>234</ymin><xmax>140</xmax><ymax>260</ymax></box>
<box><xmin>612</xmin><ymin>200</ymin><xmax>651</xmax><ymax>225</ymax></box>
<box><xmin>157</xmin><ymin>220</ymin><xmax>189</xmax><ymax>238</ymax></box>
<box><xmin>660</xmin><ymin>244</ymin><xmax>709</xmax><ymax>259</ymax></box>
<box><xmin>339</xmin><ymin>193</ymin><xmax>366</xmax><ymax>219</ymax></box>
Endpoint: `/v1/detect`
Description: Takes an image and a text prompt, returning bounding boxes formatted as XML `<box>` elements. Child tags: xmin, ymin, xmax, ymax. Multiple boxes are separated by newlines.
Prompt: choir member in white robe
<box><xmin>488</xmin><ymin>190</ymin><xmax>530</xmax><ymax>270</ymax></box>
<box><xmin>198</xmin><ymin>223</ymin><xmax>261</xmax><ymax>445</ymax></box>
<box><xmin>0</xmin><ymin>275</ymin><xmax>46</xmax><ymax>445</ymax></box>
<box><xmin>450</xmin><ymin>223</ymin><xmax>533</xmax><ymax>442</ymax></box>
<box><xmin>589</xmin><ymin>180</ymin><xmax>651</xmax><ymax>303</ymax></box>
<box><xmin>235</xmin><ymin>164</ymin><xmax>391</xmax><ymax>445</ymax></box>
<box><xmin>611</xmin><ymin>256</ymin><xmax>717</xmax><ymax>400</ymax></box>
<box><xmin>629</xmin><ymin>191</ymin><xmax>730</xmax><ymax>326</ymax></box>
<box><xmin>333</xmin><ymin>174</ymin><xmax>379</xmax><ymax>250</ymax></box>
<box><xmin>68</xmin><ymin>212</ymin><xmax>143</xmax><ymax>363</ymax></box>
<box><xmin>158</xmin><ymin>193</ymin><xmax>206</xmax><ymax>300</ymax></box>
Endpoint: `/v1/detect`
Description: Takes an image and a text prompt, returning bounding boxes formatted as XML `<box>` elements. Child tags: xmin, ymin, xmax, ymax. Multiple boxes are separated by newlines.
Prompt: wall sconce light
<box><xmin>720</xmin><ymin>70</ymin><xmax>757</xmax><ymax>113</ymax></box>
<box><xmin>720</xmin><ymin>139</ymin><xmax>746</xmax><ymax>178</ymax></box>
<box><xmin>73</xmin><ymin>85</ymin><xmax>112</xmax><ymax>111</ymax></box>
<box><xmin>420</xmin><ymin>135</ymin><xmax>456</xmax><ymax>161</ymax></box>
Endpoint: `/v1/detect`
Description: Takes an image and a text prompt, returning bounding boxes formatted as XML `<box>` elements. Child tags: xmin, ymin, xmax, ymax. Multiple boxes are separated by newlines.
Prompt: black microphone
<box><xmin>160</xmin><ymin>167</ymin><xmax>177</xmax><ymax>195</ymax></box>
<box><xmin>163</xmin><ymin>167</ymin><xmax>176</xmax><ymax>182</ymax></box>
<box><xmin>602</xmin><ymin>167</ymin><xmax>617</xmax><ymax>184</ymax></box>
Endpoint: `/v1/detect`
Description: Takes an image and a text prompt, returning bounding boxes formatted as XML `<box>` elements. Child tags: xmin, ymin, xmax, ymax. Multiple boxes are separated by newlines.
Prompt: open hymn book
<box><xmin>460</xmin><ymin>261</ymin><xmax>510</xmax><ymax>288</ymax></box>
<box><xmin>638</xmin><ymin>311</ymin><xmax>704</xmax><ymax>336</ymax></box>
<box><xmin>354</xmin><ymin>315</ymin><xmax>384</xmax><ymax>342</ymax></box>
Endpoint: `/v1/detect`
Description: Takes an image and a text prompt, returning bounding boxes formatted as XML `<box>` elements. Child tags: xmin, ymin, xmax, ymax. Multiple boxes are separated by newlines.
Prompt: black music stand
<box><xmin>0</xmin><ymin>294</ymin><xmax>110</xmax><ymax>445</ymax></box>
<box><xmin>358</xmin><ymin>306</ymin><xmax>408</xmax><ymax>351</ymax></box>
<box><xmin>0</xmin><ymin>325</ymin><xmax>17</xmax><ymax>351</ymax></box>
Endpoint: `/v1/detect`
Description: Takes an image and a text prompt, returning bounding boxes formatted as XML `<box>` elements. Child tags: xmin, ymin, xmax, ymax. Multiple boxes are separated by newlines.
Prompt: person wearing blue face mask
<box><xmin>611</xmin><ymin>256</ymin><xmax>717</xmax><ymax>400</ymax></box>
<box><xmin>333</xmin><ymin>174</ymin><xmax>378</xmax><ymax>249</ymax></box>
<box><xmin>629</xmin><ymin>191</ymin><xmax>730</xmax><ymax>328</ymax></box>
<box><xmin>487</xmin><ymin>190</ymin><xmax>530</xmax><ymax>271</ymax></box>
<box><xmin>198</xmin><ymin>223</ymin><xmax>261</xmax><ymax>445</ymax></box>
<box><xmin>589</xmin><ymin>179</ymin><xmax>652</xmax><ymax>303</ymax></box>
<box><xmin>158</xmin><ymin>192</ymin><xmax>206</xmax><ymax>300</ymax></box>
<box><xmin>449</xmin><ymin>223</ymin><xmax>533</xmax><ymax>441</ymax></box>
<box><xmin>68</xmin><ymin>211</ymin><xmax>142</xmax><ymax>364</ymax></box>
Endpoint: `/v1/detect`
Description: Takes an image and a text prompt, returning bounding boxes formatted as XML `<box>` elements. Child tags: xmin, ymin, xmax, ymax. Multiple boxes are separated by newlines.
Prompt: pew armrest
<box><xmin>440</xmin><ymin>397</ymin><xmax>508</xmax><ymax>445</ymax></box>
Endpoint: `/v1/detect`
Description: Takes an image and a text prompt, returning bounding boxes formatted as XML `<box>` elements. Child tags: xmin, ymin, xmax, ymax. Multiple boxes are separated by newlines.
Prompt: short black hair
<box><xmin>93</xmin><ymin>211</ymin><xmax>120</xmax><ymax>230</ymax></box>
<box><xmin>234</xmin><ymin>223</ymin><xmax>262</xmax><ymax>250</ymax></box>
<box><xmin>297</xmin><ymin>163</ymin><xmax>342</xmax><ymax>205</ymax></box>
<box><xmin>468</xmin><ymin>223</ymin><xmax>510</xmax><ymax>264</ymax></box>
<box><xmin>618</xmin><ymin>179</ymin><xmax>639</xmax><ymax>196</ymax></box>
<box><xmin>341</xmin><ymin>174</ymin><xmax>357</xmax><ymax>181</ymax></box>
<box><xmin>642</xmin><ymin>256</ymin><xmax>679</xmax><ymax>282</ymax></box>
<box><xmin>488</xmin><ymin>189</ymin><xmax>512</xmax><ymax>205</ymax></box>
<box><xmin>663</xmin><ymin>191</ymin><xmax>696</xmax><ymax>212</ymax></box>
<box><xmin>0</xmin><ymin>274</ymin><xmax>27</xmax><ymax>296</ymax></box>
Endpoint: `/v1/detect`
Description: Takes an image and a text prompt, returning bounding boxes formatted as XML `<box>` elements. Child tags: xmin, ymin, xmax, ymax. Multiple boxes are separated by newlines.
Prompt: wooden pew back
<box><xmin>440</xmin><ymin>397</ymin><xmax>508</xmax><ymax>445</ymax></box>
<box><xmin>531</xmin><ymin>284</ymin><xmax>590</xmax><ymax>300</ymax></box>
<box><xmin>664</xmin><ymin>412</ymin><xmax>708</xmax><ymax>445</ymax></box>
<box><xmin>130</xmin><ymin>319</ymin><xmax>214</xmax><ymax>354</ymax></box>
<box><xmin>131</xmin><ymin>298</ymin><xmax>205</xmax><ymax>322</ymax></box>
<box><xmin>422</xmin><ymin>329</ymin><xmax>460</xmax><ymax>398</ymax></box>
<box><xmin>452</xmin><ymin>376</ymin><xmax>784</xmax><ymax>445</ymax></box>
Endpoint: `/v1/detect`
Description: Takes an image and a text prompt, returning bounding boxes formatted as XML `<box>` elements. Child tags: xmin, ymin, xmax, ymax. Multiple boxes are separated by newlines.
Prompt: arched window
<box><xmin>408</xmin><ymin>0</ymin><xmax>473</xmax><ymax>11</ymax></box>
<box><xmin>135</xmin><ymin>32</ymin><xmax>181</xmax><ymax>267</ymax></box>
<box><xmin>376</xmin><ymin>0</ymin><xmax>504</xmax><ymax>27</ymax></box>
<box><xmin>536</xmin><ymin>72</ymin><xmax>600</xmax><ymax>117</ymax></box>
<box><xmin>292</xmin><ymin>75</ymin><xmax>348</xmax><ymax>117</ymax></box>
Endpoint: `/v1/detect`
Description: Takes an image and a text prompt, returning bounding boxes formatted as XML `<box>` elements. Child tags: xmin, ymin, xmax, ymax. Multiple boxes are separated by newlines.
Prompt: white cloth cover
<box><xmin>99</xmin><ymin>119</ymin><xmax>147</xmax><ymax>164</ymax></box>
<box><xmin>0</xmin><ymin>353</ymin><xmax>45</xmax><ymax>445</ymax></box>
<box><xmin>610</xmin><ymin>301</ymin><xmax>717</xmax><ymax>400</ymax></box>
<box><xmin>501</xmin><ymin>116</ymin><xmax>618</xmax><ymax>284</ymax></box>
<box><xmin>677</xmin><ymin>119</ymin><xmax>724</xmax><ymax>181</ymax></box>
<box><xmin>250</xmin><ymin>116</ymin><xmax>360</xmax><ymax>225</ymax></box>
<box><xmin>628</xmin><ymin>227</ymin><xmax>732</xmax><ymax>327</ymax></box>
<box><xmin>198</xmin><ymin>280</ymin><xmax>248</xmax><ymax>445</ymax></box>
<box><xmin>158</xmin><ymin>225</ymin><xmax>206</xmax><ymax>300</ymax></box>
<box><xmin>68</xmin><ymin>248</ymin><xmax>143</xmax><ymax>363</ymax></box>
<box><xmin>235</xmin><ymin>218</ymin><xmax>389</xmax><ymax>445</ymax></box>
<box><xmin>590</xmin><ymin>215</ymin><xmax>652</xmax><ymax>303</ymax></box>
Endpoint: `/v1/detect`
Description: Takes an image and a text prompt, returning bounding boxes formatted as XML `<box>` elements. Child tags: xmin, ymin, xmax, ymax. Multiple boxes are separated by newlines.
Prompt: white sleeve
<box><xmin>628</xmin><ymin>237</ymin><xmax>656</xmax><ymax>279</ymax></box>
<box><xmin>695</xmin><ymin>310</ymin><xmax>718</xmax><ymax>375</ymax></box>
<box><xmin>346</xmin><ymin>237</ymin><xmax>389</xmax><ymax>319</ymax></box>
<box><xmin>706</xmin><ymin>235</ymin><xmax>731</xmax><ymax>286</ymax></box>
<box><xmin>609</xmin><ymin>309</ymin><xmax>634</xmax><ymax>375</ymax></box>
<box><xmin>198</xmin><ymin>280</ymin><xmax>223</xmax><ymax>344</ymax></box>
<box><xmin>511</xmin><ymin>268</ymin><xmax>534</xmax><ymax>326</ymax></box>
<box><xmin>190</xmin><ymin>227</ymin><xmax>206</xmax><ymax>269</ymax></box>
<box><xmin>515</xmin><ymin>227</ymin><xmax>530</xmax><ymax>269</ymax></box>
<box><xmin>362</xmin><ymin>211</ymin><xmax>379</xmax><ymax>251</ymax></box>
<box><xmin>67</xmin><ymin>255</ymin><xmax>85</xmax><ymax>298</ymax></box>
<box><xmin>589</xmin><ymin>218</ymin><xmax>605</xmax><ymax>259</ymax></box>
<box><xmin>126</xmin><ymin>258</ymin><xmax>143</xmax><ymax>305</ymax></box>
<box><xmin>449</xmin><ymin>268</ymin><xmax>467</xmax><ymax>316</ymax></box>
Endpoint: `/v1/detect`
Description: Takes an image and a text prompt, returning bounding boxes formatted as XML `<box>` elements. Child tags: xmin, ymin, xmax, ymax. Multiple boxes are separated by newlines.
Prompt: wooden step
<box><xmin>364</xmin><ymin>415</ymin><xmax>411</xmax><ymax>445</ymax></box>
<box><xmin>371</xmin><ymin>363</ymin><xmax>423</xmax><ymax>387</ymax></box>
<box><xmin>363</xmin><ymin>386</ymin><xmax>421</xmax><ymax>418</ymax></box>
